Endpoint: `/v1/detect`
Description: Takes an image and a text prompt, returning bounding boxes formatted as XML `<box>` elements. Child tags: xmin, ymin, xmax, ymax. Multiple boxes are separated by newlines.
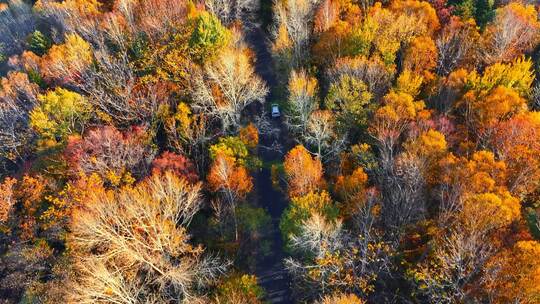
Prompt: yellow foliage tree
<box><xmin>30</xmin><ymin>87</ymin><xmax>92</xmax><ymax>148</ymax></box>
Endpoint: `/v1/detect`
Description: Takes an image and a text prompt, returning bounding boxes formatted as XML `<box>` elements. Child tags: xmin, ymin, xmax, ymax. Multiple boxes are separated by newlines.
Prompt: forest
<box><xmin>1</xmin><ymin>0</ymin><xmax>540</xmax><ymax>303</ymax></box>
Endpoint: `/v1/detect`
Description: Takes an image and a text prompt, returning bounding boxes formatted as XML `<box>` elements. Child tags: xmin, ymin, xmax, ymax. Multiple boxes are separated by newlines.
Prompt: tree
<box><xmin>209</xmin><ymin>136</ymin><xmax>249</xmax><ymax>165</ymax></box>
<box><xmin>312</xmin><ymin>8</ymin><xmax>371</xmax><ymax>65</ymax></box>
<box><xmin>40</xmin><ymin>33</ymin><xmax>93</xmax><ymax>85</ymax></box>
<box><xmin>68</xmin><ymin>172</ymin><xmax>228</xmax><ymax>303</ymax></box>
<box><xmin>389</xmin><ymin>0</ymin><xmax>440</xmax><ymax>35</ymax></box>
<box><xmin>191</xmin><ymin>44</ymin><xmax>268</xmax><ymax>132</ymax></box>
<box><xmin>328</xmin><ymin>56</ymin><xmax>393</xmax><ymax>99</ymax></box>
<box><xmin>151</xmin><ymin>151</ymin><xmax>199</xmax><ymax>183</ymax></box>
<box><xmin>462</xmin><ymin>85</ymin><xmax>527</xmax><ymax>137</ymax></box>
<box><xmin>28</xmin><ymin>30</ymin><xmax>51</xmax><ymax>56</ymax></box>
<box><xmin>0</xmin><ymin>71</ymin><xmax>39</xmax><ymax>166</ymax></box>
<box><xmin>485</xmin><ymin>240</ymin><xmax>540</xmax><ymax>304</ymax></box>
<box><xmin>393</xmin><ymin>69</ymin><xmax>424</xmax><ymax>98</ymax></box>
<box><xmin>482</xmin><ymin>3</ymin><xmax>540</xmax><ymax>64</ymax></box>
<box><xmin>370</xmin><ymin>91</ymin><xmax>426</xmax><ymax>169</ymax></box>
<box><xmin>159</xmin><ymin>102</ymin><xmax>212</xmax><ymax>174</ymax></box>
<box><xmin>280</xmin><ymin>191</ymin><xmax>338</xmax><ymax>249</ymax></box>
<box><xmin>30</xmin><ymin>88</ymin><xmax>92</xmax><ymax>149</ymax></box>
<box><xmin>64</xmin><ymin>125</ymin><xmax>155</xmax><ymax>182</ymax></box>
<box><xmin>403</xmin><ymin>36</ymin><xmax>437</xmax><ymax>79</ymax></box>
<box><xmin>285</xmin><ymin>70</ymin><xmax>318</xmax><ymax>136</ymax></box>
<box><xmin>239</xmin><ymin>123</ymin><xmax>259</xmax><ymax>150</ymax></box>
<box><xmin>283</xmin><ymin>145</ymin><xmax>323</xmax><ymax>197</ymax></box>
<box><xmin>437</xmin><ymin>150</ymin><xmax>513</xmax><ymax>218</ymax></box>
<box><xmin>334</xmin><ymin>167</ymin><xmax>368</xmax><ymax>217</ymax></box>
<box><xmin>427</xmin><ymin>0</ymin><xmax>453</xmax><ymax>25</ymax></box>
<box><xmin>369</xmin><ymin>1</ymin><xmax>438</xmax><ymax>65</ymax></box>
<box><xmin>409</xmin><ymin>151</ymin><xmax>522</xmax><ymax>304</ymax></box>
<box><xmin>207</xmin><ymin>151</ymin><xmax>253</xmax><ymax>241</ymax></box>
<box><xmin>312</xmin><ymin>0</ymin><xmax>339</xmax><ymax>33</ymax></box>
<box><xmin>325</xmin><ymin>74</ymin><xmax>373</xmax><ymax>137</ymax></box>
<box><xmin>215</xmin><ymin>274</ymin><xmax>264</xmax><ymax>304</ymax></box>
<box><xmin>0</xmin><ymin>177</ymin><xmax>16</xmax><ymax>224</ymax></box>
<box><xmin>189</xmin><ymin>11</ymin><xmax>230</xmax><ymax>63</ymax></box>
<box><xmin>456</xmin><ymin>57</ymin><xmax>535</xmax><ymax>140</ymax></box>
<box><xmin>465</xmin><ymin>56</ymin><xmax>534</xmax><ymax>97</ymax></box>
<box><xmin>491</xmin><ymin>111</ymin><xmax>540</xmax><ymax>197</ymax></box>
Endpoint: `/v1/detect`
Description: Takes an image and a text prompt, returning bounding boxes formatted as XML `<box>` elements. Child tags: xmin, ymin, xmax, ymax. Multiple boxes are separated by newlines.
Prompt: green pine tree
<box><xmin>28</xmin><ymin>30</ymin><xmax>52</xmax><ymax>56</ymax></box>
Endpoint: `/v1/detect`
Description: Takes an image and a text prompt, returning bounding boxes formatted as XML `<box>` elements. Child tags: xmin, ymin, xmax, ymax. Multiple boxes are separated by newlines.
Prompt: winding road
<box><xmin>245</xmin><ymin>24</ymin><xmax>294</xmax><ymax>304</ymax></box>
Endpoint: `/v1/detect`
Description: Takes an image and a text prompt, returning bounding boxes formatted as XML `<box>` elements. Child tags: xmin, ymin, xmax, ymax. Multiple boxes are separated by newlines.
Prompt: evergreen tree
<box><xmin>28</xmin><ymin>30</ymin><xmax>51</xmax><ymax>56</ymax></box>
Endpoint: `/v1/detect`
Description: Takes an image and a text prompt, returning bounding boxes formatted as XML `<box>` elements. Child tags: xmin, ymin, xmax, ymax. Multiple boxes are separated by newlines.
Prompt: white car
<box><xmin>271</xmin><ymin>104</ymin><xmax>280</xmax><ymax>118</ymax></box>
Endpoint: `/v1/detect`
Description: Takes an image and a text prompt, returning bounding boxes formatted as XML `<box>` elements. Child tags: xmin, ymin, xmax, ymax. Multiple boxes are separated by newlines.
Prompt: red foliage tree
<box><xmin>151</xmin><ymin>151</ymin><xmax>198</xmax><ymax>183</ymax></box>
<box><xmin>64</xmin><ymin>125</ymin><xmax>155</xmax><ymax>179</ymax></box>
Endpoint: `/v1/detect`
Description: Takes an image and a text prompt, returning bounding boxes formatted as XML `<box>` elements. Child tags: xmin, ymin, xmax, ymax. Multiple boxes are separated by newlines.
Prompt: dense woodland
<box><xmin>1</xmin><ymin>0</ymin><xmax>540</xmax><ymax>303</ymax></box>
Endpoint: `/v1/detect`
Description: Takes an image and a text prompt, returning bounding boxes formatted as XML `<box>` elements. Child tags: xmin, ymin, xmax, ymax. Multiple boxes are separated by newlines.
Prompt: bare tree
<box><xmin>68</xmin><ymin>172</ymin><xmax>229</xmax><ymax>303</ymax></box>
<box><xmin>80</xmin><ymin>47</ymin><xmax>164</xmax><ymax>126</ymax></box>
<box><xmin>413</xmin><ymin>228</ymin><xmax>493</xmax><ymax>304</ymax></box>
<box><xmin>436</xmin><ymin>17</ymin><xmax>479</xmax><ymax>76</ymax></box>
<box><xmin>190</xmin><ymin>46</ymin><xmax>268</xmax><ymax>133</ymax></box>
<box><xmin>303</xmin><ymin>110</ymin><xmax>345</xmax><ymax>161</ymax></box>
<box><xmin>378</xmin><ymin>152</ymin><xmax>426</xmax><ymax>241</ymax></box>
<box><xmin>272</xmin><ymin>0</ymin><xmax>319</xmax><ymax>67</ymax></box>
<box><xmin>35</xmin><ymin>0</ymin><xmax>102</xmax><ymax>44</ymax></box>
<box><xmin>205</xmin><ymin>0</ymin><xmax>260</xmax><ymax>26</ymax></box>
<box><xmin>285</xmin><ymin>201</ymin><xmax>391</xmax><ymax>301</ymax></box>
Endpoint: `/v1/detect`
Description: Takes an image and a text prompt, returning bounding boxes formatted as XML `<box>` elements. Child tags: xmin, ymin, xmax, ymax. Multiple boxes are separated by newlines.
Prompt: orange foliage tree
<box><xmin>485</xmin><ymin>240</ymin><xmax>540</xmax><ymax>304</ymax></box>
<box><xmin>283</xmin><ymin>145</ymin><xmax>323</xmax><ymax>197</ymax></box>
<box><xmin>239</xmin><ymin>123</ymin><xmax>259</xmax><ymax>150</ymax></box>
<box><xmin>492</xmin><ymin>112</ymin><xmax>540</xmax><ymax>198</ymax></box>
<box><xmin>0</xmin><ymin>177</ymin><xmax>16</xmax><ymax>224</ymax></box>
<box><xmin>40</xmin><ymin>33</ymin><xmax>93</xmax><ymax>85</ymax></box>
<box><xmin>207</xmin><ymin>151</ymin><xmax>253</xmax><ymax>241</ymax></box>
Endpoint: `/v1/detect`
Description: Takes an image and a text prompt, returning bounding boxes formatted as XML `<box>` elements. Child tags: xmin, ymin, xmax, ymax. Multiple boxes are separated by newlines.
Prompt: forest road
<box><xmin>246</xmin><ymin>24</ymin><xmax>294</xmax><ymax>304</ymax></box>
